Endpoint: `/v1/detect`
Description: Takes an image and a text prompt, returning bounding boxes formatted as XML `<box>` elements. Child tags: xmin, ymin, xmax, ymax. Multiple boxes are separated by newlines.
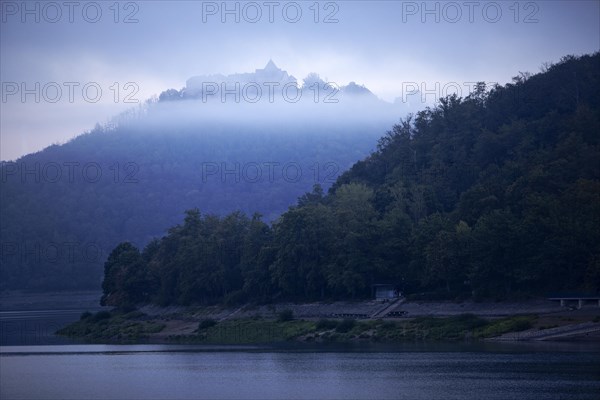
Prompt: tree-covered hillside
<box><xmin>100</xmin><ymin>53</ymin><xmax>600</xmax><ymax>307</ymax></box>
<box><xmin>0</xmin><ymin>88</ymin><xmax>395</xmax><ymax>291</ymax></box>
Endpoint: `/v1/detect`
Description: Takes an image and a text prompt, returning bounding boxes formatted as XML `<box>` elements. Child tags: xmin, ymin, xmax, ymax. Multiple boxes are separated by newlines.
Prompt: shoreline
<box><xmin>56</xmin><ymin>298</ymin><xmax>600</xmax><ymax>345</ymax></box>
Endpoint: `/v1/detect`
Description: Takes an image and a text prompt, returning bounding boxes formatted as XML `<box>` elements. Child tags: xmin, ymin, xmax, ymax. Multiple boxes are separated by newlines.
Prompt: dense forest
<box><xmin>0</xmin><ymin>77</ymin><xmax>395</xmax><ymax>290</ymax></box>
<box><xmin>100</xmin><ymin>53</ymin><xmax>600</xmax><ymax>307</ymax></box>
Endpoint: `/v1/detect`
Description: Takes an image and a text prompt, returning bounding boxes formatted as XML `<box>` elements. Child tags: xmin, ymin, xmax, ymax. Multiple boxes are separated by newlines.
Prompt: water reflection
<box><xmin>2</xmin><ymin>347</ymin><xmax>598</xmax><ymax>400</ymax></box>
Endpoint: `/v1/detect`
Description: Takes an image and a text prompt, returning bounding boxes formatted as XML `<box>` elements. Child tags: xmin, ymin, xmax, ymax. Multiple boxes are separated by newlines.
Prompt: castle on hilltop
<box><xmin>254</xmin><ymin>59</ymin><xmax>296</xmax><ymax>84</ymax></box>
<box><xmin>186</xmin><ymin>60</ymin><xmax>297</xmax><ymax>96</ymax></box>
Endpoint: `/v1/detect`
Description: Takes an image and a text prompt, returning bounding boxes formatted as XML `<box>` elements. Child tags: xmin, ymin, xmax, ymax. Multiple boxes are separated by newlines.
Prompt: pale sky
<box><xmin>1</xmin><ymin>0</ymin><xmax>599</xmax><ymax>160</ymax></box>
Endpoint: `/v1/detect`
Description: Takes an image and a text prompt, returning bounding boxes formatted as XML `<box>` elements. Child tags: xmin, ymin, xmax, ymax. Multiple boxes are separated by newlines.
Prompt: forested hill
<box><xmin>100</xmin><ymin>53</ymin><xmax>599</xmax><ymax>308</ymax></box>
<box><xmin>0</xmin><ymin>69</ymin><xmax>398</xmax><ymax>291</ymax></box>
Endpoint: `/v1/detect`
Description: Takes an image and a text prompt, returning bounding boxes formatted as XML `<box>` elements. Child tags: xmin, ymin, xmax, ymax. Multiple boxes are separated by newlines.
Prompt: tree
<box><xmin>424</xmin><ymin>221</ymin><xmax>471</xmax><ymax>294</ymax></box>
<box><xmin>270</xmin><ymin>203</ymin><xmax>334</xmax><ymax>299</ymax></box>
<box><xmin>326</xmin><ymin>183</ymin><xmax>379</xmax><ymax>298</ymax></box>
<box><xmin>98</xmin><ymin>53</ymin><xmax>600</xmax><ymax>305</ymax></box>
<box><xmin>469</xmin><ymin>211</ymin><xmax>525</xmax><ymax>299</ymax></box>
<box><xmin>241</xmin><ymin>213</ymin><xmax>274</xmax><ymax>301</ymax></box>
<box><xmin>101</xmin><ymin>242</ymin><xmax>148</xmax><ymax>307</ymax></box>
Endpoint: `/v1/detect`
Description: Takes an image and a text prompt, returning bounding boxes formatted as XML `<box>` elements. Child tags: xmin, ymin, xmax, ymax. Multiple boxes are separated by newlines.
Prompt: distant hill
<box><xmin>0</xmin><ymin>62</ymin><xmax>401</xmax><ymax>291</ymax></box>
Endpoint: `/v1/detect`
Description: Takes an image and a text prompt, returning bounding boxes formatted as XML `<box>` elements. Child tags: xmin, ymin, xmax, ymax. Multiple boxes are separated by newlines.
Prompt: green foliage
<box><xmin>198</xmin><ymin>319</ymin><xmax>217</xmax><ymax>330</ymax></box>
<box><xmin>97</xmin><ymin>53</ymin><xmax>600</xmax><ymax>306</ymax></box>
<box><xmin>59</xmin><ymin>312</ymin><xmax>542</xmax><ymax>344</ymax></box>
<box><xmin>123</xmin><ymin>310</ymin><xmax>146</xmax><ymax>319</ymax></box>
<box><xmin>475</xmin><ymin>316</ymin><xmax>535</xmax><ymax>338</ymax></box>
<box><xmin>224</xmin><ymin>290</ymin><xmax>246</xmax><ymax>306</ymax></box>
<box><xmin>188</xmin><ymin>319</ymin><xmax>314</xmax><ymax>344</ymax></box>
<box><xmin>452</xmin><ymin>314</ymin><xmax>488</xmax><ymax>330</ymax></box>
<box><xmin>57</xmin><ymin>311</ymin><xmax>165</xmax><ymax>342</ymax></box>
<box><xmin>0</xmin><ymin>114</ymin><xmax>384</xmax><ymax>291</ymax></box>
<box><xmin>392</xmin><ymin>314</ymin><xmax>490</xmax><ymax>340</ymax></box>
<box><xmin>270</xmin><ymin>197</ymin><xmax>334</xmax><ymax>299</ymax></box>
<box><xmin>101</xmin><ymin>242</ymin><xmax>153</xmax><ymax>308</ymax></box>
<box><xmin>335</xmin><ymin>319</ymin><xmax>356</xmax><ymax>333</ymax></box>
<box><xmin>315</xmin><ymin>319</ymin><xmax>339</xmax><ymax>330</ymax></box>
<box><xmin>92</xmin><ymin>311</ymin><xmax>111</xmax><ymax>322</ymax></box>
<box><xmin>277</xmin><ymin>309</ymin><xmax>294</xmax><ymax>322</ymax></box>
<box><xmin>80</xmin><ymin>311</ymin><xmax>93</xmax><ymax>320</ymax></box>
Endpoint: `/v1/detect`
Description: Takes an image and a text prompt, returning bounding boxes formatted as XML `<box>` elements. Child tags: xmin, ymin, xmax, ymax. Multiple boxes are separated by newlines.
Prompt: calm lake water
<box><xmin>1</xmin><ymin>343</ymin><xmax>599</xmax><ymax>400</ymax></box>
<box><xmin>1</xmin><ymin>305</ymin><xmax>599</xmax><ymax>399</ymax></box>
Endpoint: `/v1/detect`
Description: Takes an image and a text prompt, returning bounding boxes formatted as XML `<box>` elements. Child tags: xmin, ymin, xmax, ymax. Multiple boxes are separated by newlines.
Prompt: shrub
<box><xmin>224</xmin><ymin>290</ymin><xmax>246</xmax><ymax>306</ymax></box>
<box><xmin>316</xmin><ymin>319</ymin><xmax>338</xmax><ymax>330</ymax></box>
<box><xmin>92</xmin><ymin>311</ymin><xmax>111</xmax><ymax>322</ymax></box>
<box><xmin>407</xmin><ymin>291</ymin><xmax>461</xmax><ymax>301</ymax></box>
<box><xmin>198</xmin><ymin>319</ymin><xmax>217</xmax><ymax>330</ymax></box>
<box><xmin>453</xmin><ymin>314</ymin><xmax>488</xmax><ymax>330</ymax></box>
<box><xmin>476</xmin><ymin>316</ymin><xmax>534</xmax><ymax>338</ymax></box>
<box><xmin>118</xmin><ymin>304</ymin><xmax>136</xmax><ymax>313</ymax></box>
<box><xmin>380</xmin><ymin>321</ymin><xmax>396</xmax><ymax>330</ymax></box>
<box><xmin>511</xmin><ymin>318</ymin><xmax>532</xmax><ymax>332</ymax></box>
<box><xmin>335</xmin><ymin>319</ymin><xmax>356</xmax><ymax>333</ymax></box>
<box><xmin>277</xmin><ymin>309</ymin><xmax>294</xmax><ymax>322</ymax></box>
<box><xmin>80</xmin><ymin>311</ymin><xmax>93</xmax><ymax>320</ymax></box>
<box><xmin>123</xmin><ymin>310</ymin><xmax>146</xmax><ymax>320</ymax></box>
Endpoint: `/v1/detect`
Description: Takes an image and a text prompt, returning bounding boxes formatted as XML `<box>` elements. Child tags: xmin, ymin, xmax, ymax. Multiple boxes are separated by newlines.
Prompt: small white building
<box><xmin>373</xmin><ymin>284</ymin><xmax>398</xmax><ymax>300</ymax></box>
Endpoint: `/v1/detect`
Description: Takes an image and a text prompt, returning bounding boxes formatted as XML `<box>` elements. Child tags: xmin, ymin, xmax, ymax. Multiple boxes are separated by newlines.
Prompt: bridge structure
<box><xmin>547</xmin><ymin>295</ymin><xmax>600</xmax><ymax>309</ymax></box>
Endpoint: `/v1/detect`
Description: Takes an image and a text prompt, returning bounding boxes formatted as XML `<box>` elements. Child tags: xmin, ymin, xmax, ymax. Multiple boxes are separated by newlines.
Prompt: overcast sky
<box><xmin>1</xmin><ymin>0</ymin><xmax>599</xmax><ymax>160</ymax></box>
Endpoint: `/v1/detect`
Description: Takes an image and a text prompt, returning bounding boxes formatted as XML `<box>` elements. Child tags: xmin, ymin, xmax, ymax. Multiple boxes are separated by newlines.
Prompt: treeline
<box><xmin>0</xmin><ymin>98</ymin><xmax>389</xmax><ymax>291</ymax></box>
<box><xmin>101</xmin><ymin>53</ymin><xmax>600</xmax><ymax>307</ymax></box>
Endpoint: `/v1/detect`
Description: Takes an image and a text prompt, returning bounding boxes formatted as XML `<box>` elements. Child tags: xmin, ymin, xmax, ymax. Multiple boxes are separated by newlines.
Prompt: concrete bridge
<box><xmin>547</xmin><ymin>296</ymin><xmax>600</xmax><ymax>309</ymax></box>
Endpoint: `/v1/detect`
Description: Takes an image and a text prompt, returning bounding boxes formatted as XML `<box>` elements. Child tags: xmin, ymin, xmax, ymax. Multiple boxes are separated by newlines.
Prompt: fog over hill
<box><xmin>99</xmin><ymin>53</ymin><xmax>600</xmax><ymax>306</ymax></box>
<box><xmin>0</xmin><ymin>62</ymin><xmax>405</xmax><ymax>291</ymax></box>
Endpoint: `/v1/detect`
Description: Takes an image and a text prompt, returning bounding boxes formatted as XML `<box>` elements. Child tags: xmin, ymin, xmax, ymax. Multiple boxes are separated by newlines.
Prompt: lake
<box><xmin>1</xmin><ymin>343</ymin><xmax>599</xmax><ymax>400</ymax></box>
<box><xmin>0</xmin><ymin>292</ymin><xmax>105</xmax><ymax>346</ymax></box>
<box><xmin>1</xmin><ymin>302</ymin><xmax>599</xmax><ymax>399</ymax></box>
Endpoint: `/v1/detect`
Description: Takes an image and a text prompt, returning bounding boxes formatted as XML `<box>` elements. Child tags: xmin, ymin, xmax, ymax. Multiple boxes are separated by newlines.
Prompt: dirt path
<box><xmin>489</xmin><ymin>322</ymin><xmax>600</xmax><ymax>341</ymax></box>
<box><xmin>370</xmin><ymin>298</ymin><xmax>404</xmax><ymax>318</ymax></box>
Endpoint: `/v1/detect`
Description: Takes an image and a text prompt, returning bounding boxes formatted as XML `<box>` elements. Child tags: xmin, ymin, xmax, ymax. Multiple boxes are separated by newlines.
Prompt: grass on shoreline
<box><xmin>57</xmin><ymin>310</ymin><xmax>536</xmax><ymax>344</ymax></box>
<box><xmin>56</xmin><ymin>310</ymin><xmax>166</xmax><ymax>343</ymax></box>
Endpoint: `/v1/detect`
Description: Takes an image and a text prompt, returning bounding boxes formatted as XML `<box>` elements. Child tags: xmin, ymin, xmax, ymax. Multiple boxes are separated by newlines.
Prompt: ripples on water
<box><xmin>1</xmin><ymin>307</ymin><xmax>599</xmax><ymax>399</ymax></box>
<box><xmin>1</xmin><ymin>343</ymin><xmax>599</xmax><ymax>400</ymax></box>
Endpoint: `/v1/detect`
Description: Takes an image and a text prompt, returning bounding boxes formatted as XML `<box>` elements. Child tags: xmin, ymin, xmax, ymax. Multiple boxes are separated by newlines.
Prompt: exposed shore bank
<box><xmin>56</xmin><ymin>298</ymin><xmax>600</xmax><ymax>344</ymax></box>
